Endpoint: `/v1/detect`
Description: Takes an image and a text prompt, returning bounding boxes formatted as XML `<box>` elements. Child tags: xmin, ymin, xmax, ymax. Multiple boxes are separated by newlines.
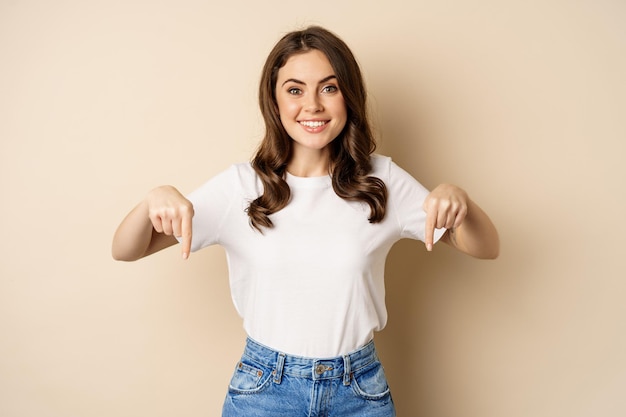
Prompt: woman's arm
<box><xmin>112</xmin><ymin>185</ymin><xmax>194</xmax><ymax>261</ymax></box>
<box><xmin>423</xmin><ymin>184</ymin><xmax>499</xmax><ymax>259</ymax></box>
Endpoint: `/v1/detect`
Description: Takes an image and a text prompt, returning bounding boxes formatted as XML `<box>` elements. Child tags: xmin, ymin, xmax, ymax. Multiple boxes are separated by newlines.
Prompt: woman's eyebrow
<box><xmin>281</xmin><ymin>75</ymin><xmax>337</xmax><ymax>87</ymax></box>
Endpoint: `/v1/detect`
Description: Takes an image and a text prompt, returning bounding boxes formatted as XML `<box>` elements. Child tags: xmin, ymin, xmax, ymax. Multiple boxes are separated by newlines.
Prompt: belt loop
<box><xmin>273</xmin><ymin>353</ymin><xmax>286</xmax><ymax>384</ymax></box>
<box><xmin>342</xmin><ymin>354</ymin><xmax>351</xmax><ymax>386</ymax></box>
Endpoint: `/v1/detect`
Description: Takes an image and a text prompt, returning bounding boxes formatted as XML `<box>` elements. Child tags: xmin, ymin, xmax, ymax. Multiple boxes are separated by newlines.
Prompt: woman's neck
<box><xmin>287</xmin><ymin>148</ymin><xmax>330</xmax><ymax>177</ymax></box>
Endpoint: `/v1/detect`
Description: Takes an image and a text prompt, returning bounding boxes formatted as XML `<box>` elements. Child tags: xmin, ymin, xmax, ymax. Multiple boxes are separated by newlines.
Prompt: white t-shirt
<box><xmin>185</xmin><ymin>154</ymin><xmax>444</xmax><ymax>357</ymax></box>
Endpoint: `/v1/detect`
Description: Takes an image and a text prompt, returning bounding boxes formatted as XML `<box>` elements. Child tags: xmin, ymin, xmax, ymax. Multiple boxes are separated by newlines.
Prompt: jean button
<box><xmin>315</xmin><ymin>364</ymin><xmax>332</xmax><ymax>375</ymax></box>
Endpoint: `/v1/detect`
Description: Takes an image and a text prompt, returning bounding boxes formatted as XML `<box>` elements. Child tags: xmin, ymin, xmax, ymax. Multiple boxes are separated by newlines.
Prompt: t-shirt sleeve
<box><xmin>386</xmin><ymin>159</ymin><xmax>446</xmax><ymax>243</ymax></box>
<box><xmin>179</xmin><ymin>165</ymin><xmax>239</xmax><ymax>252</ymax></box>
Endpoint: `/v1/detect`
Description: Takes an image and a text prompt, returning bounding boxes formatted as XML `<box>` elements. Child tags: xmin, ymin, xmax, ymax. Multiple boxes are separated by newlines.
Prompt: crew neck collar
<box><xmin>285</xmin><ymin>171</ymin><xmax>332</xmax><ymax>188</ymax></box>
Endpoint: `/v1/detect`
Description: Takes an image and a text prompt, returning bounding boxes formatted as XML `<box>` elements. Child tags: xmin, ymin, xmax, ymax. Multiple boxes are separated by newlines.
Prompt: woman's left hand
<box><xmin>422</xmin><ymin>184</ymin><xmax>469</xmax><ymax>251</ymax></box>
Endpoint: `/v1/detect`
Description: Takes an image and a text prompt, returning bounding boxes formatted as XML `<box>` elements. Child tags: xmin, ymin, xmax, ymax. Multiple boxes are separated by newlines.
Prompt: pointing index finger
<box><xmin>424</xmin><ymin>204</ymin><xmax>436</xmax><ymax>252</ymax></box>
<box><xmin>181</xmin><ymin>212</ymin><xmax>193</xmax><ymax>260</ymax></box>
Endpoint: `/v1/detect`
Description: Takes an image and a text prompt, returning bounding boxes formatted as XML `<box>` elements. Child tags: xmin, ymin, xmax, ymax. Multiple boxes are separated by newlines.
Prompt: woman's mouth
<box><xmin>299</xmin><ymin>120</ymin><xmax>327</xmax><ymax>128</ymax></box>
<box><xmin>299</xmin><ymin>120</ymin><xmax>328</xmax><ymax>132</ymax></box>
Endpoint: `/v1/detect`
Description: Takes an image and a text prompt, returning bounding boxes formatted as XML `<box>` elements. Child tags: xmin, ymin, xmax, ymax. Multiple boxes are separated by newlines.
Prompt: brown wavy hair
<box><xmin>247</xmin><ymin>26</ymin><xmax>387</xmax><ymax>231</ymax></box>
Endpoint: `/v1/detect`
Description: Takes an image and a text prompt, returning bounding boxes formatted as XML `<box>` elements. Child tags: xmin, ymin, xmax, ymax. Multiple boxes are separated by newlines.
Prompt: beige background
<box><xmin>1</xmin><ymin>0</ymin><xmax>625</xmax><ymax>416</ymax></box>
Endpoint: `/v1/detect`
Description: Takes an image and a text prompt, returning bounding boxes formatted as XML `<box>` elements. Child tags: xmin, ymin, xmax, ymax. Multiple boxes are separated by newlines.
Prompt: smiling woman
<box><xmin>248</xmin><ymin>26</ymin><xmax>389</xmax><ymax>232</ymax></box>
<box><xmin>111</xmin><ymin>25</ymin><xmax>499</xmax><ymax>417</ymax></box>
<box><xmin>276</xmin><ymin>50</ymin><xmax>348</xmax><ymax>176</ymax></box>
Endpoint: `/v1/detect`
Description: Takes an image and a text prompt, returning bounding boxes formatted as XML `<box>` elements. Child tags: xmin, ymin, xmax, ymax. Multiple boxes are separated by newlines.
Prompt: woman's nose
<box><xmin>305</xmin><ymin>94</ymin><xmax>323</xmax><ymax>112</ymax></box>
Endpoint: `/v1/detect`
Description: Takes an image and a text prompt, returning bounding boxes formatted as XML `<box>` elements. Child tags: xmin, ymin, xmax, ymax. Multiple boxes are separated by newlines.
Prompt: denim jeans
<box><xmin>222</xmin><ymin>337</ymin><xmax>396</xmax><ymax>417</ymax></box>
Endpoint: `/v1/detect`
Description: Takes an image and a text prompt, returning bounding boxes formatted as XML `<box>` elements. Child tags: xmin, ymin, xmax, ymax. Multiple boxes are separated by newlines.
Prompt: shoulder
<box><xmin>370</xmin><ymin>154</ymin><xmax>430</xmax><ymax>196</ymax></box>
<box><xmin>369</xmin><ymin>154</ymin><xmax>392</xmax><ymax>179</ymax></box>
<box><xmin>227</xmin><ymin>162</ymin><xmax>263</xmax><ymax>197</ymax></box>
<box><xmin>370</xmin><ymin>154</ymin><xmax>410</xmax><ymax>184</ymax></box>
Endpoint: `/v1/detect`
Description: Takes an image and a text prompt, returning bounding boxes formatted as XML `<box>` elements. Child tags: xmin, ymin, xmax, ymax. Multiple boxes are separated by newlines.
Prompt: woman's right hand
<box><xmin>112</xmin><ymin>185</ymin><xmax>194</xmax><ymax>261</ymax></box>
<box><xmin>146</xmin><ymin>185</ymin><xmax>195</xmax><ymax>259</ymax></box>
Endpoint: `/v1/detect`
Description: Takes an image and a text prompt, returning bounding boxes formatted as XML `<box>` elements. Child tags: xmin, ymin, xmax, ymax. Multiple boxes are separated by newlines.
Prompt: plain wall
<box><xmin>1</xmin><ymin>0</ymin><xmax>625</xmax><ymax>416</ymax></box>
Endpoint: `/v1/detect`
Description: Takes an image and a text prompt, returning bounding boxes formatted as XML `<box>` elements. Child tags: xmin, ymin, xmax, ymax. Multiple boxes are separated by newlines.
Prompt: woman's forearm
<box><xmin>448</xmin><ymin>198</ymin><xmax>499</xmax><ymax>259</ymax></box>
<box><xmin>112</xmin><ymin>200</ymin><xmax>155</xmax><ymax>261</ymax></box>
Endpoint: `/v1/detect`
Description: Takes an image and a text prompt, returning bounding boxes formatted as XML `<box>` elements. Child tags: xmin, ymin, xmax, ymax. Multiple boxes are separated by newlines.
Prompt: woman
<box><xmin>112</xmin><ymin>26</ymin><xmax>499</xmax><ymax>417</ymax></box>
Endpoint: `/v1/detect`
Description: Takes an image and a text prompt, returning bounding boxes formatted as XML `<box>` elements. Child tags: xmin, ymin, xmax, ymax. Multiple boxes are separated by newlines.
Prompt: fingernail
<box><xmin>426</xmin><ymin>243</ymin><xmax>433</xmax><ymax>252</ymax></box>
<box><xmin>182</xmin><ymin>252</ymin><xmax>189</xmax><ymax>260</ymax></box>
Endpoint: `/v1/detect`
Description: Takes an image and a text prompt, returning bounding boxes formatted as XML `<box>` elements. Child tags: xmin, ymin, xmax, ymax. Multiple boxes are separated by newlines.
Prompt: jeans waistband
<box><xmin>242</xmin><ymin>337</ymin><xmax>379</xmax><ymax>385</ymax></box>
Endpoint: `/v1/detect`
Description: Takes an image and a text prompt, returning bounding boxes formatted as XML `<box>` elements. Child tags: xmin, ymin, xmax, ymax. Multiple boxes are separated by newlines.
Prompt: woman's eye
<box><xmin>288</xmin><ymin>88</ymin><xmax>302</xmax><ymax>95</ymax></box>
<box><xmin>322</xmin><ymin>85</ymin><xmax>338</xmax><ymax>93</ymax></box>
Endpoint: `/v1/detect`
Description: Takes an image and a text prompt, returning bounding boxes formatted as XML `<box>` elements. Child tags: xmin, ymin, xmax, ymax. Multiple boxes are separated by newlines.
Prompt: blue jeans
<box><xmin>222</xmin><ymin>337</ymin><xmax>396</xmax><ymax>417</ymax></box>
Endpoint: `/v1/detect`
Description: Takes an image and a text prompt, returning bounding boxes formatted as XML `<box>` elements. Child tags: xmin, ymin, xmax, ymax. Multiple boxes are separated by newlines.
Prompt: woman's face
<box><xmin>275</xmin><ymin>49</ymin><xmax>347</xmax><ymax>161</ymax></box>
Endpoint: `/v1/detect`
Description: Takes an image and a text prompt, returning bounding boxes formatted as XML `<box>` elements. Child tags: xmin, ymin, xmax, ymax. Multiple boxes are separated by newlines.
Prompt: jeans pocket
<box><xmin>228</xmin><ymin>358</ymin><xmax>272</xmax><ymax>395</ymax></box>
<box><xmin>351</xmin><ymin>361</ymin><xmax>391</xmax><ymax>401</ymax></box>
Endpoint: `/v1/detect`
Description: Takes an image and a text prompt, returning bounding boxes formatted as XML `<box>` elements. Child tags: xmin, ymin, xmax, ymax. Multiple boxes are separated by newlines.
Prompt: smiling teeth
<box><xmin>300</xmin><ymin>121</ymin><xmax>326</xmax><ymax>128</ymax></box>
